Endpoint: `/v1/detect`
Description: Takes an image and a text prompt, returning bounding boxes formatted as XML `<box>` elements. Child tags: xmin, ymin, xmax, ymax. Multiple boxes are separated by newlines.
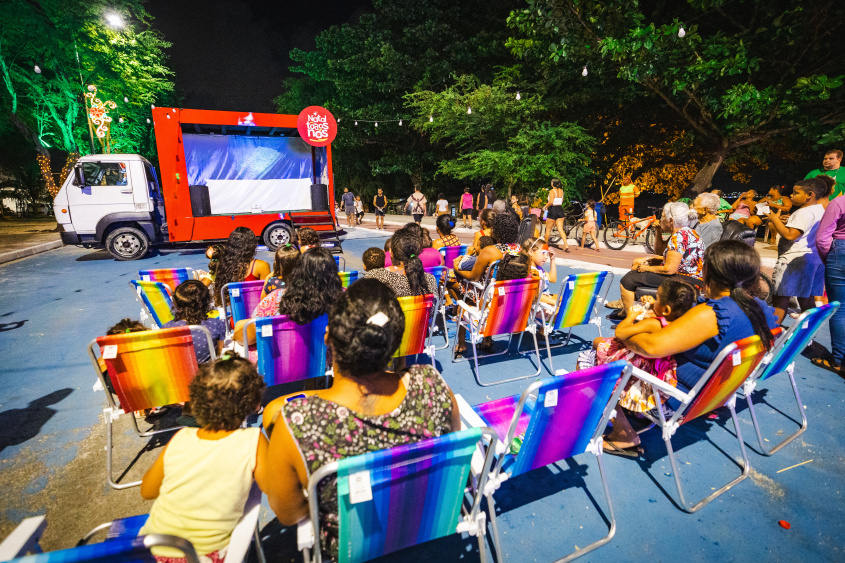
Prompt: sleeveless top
<box><xmin>735</xmin><ymin>201</ymin><xmax>752</xmax><ymax>217</ymax></box>
<box><xmin>282</xmin><ymin>365</ymin><xmax>454</xmax><ymax>558</ymax></box>
<box><xmin>140</xmin><ymin>428</ymin><xmax>260</xmax><ymax>557</ymax></box>
<box><xmin>548</xmin><ymin>188</ymin><xmax>564</xmax><ymax>209</ymax></box>
<box><xmin>375</xmin><ymin>195</ymin><xmax>386</xmax><ymax>207</ymax></box>
<box><xmin>675</xmin><ymin>296</ymin><xmax>778</xmax><ymax>391</ymax></box>
<box><xmin>243</xmin><ymin>260</ymin><xmax>259</xmax><ymax>282</ymax></box>
<box><xmin>439</xmin><ymin>234</ymin><xmax>460</xmax><ymax>247</ymax></box>
<box><xmin>461</xmin><ymin>193</ymin><xmax>474</xmax><ymax>209</ymax></box>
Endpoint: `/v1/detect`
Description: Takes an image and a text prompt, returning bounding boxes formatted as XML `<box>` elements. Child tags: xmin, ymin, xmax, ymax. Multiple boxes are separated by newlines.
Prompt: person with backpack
<box><xmin>406</xmin><ymin>187</ymin><xmax>427</xmax><ymax>224</ymax></box>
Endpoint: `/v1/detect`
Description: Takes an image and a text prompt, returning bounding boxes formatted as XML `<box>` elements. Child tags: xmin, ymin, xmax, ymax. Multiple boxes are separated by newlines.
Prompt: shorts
<box><xmin>413</xmin><ymin>214</ymin><xmax>423</xmax><ymax>223</ymax></box>
<box><xmin>345</xmin><ymin>205</ymin><xmax>355</xmax><ymax>216</ymax></box>
<box><xmin>728</xmin><ymin>212</ymin><xmax>749</xmax><ymax>221</ymax></box>
<box><xmin>547</xmin><ymin>206</ymin><xmax>565</xmax><ymax>221</ymax></box>
<box><xmin>462</xmin><ymin>207</ymin><xmax>473</xmax><ymax>215</ymax></box>
<box><xmin>620</xmin><ymin>270</ymin><xmax>702</xmax><ymax>293</ymax></box>
<box><xmin>772</xmin><ymin>255</ymin><xmax>825</xmax><ymax>298</ymax></box>
<box><xmin>375</xmin><ymin>209</ymin><xmax>385</xmax><ymax>217</ymax></box>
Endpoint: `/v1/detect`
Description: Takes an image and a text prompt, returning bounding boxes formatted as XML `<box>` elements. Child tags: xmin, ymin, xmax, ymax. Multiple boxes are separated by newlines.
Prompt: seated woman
<box><xmin>365</xmin><ymin>227</ymin><xmax>438</xmax><ymax>297</ymax></box>
<box><xmin>727</xmin><ymin>190</ymin><xmax>757</xmax><ymax>222</ymax></box>
<box><xmin>385</xmin><ymin>223</ymin><xmax>443</xmax><ymax>268</ymax></box>
<box><xmin>163</xmin><ymin>280</ymin><xmax>226</xmax><ymax>364</ymax></box>
<box><xmin>432</xmin><ymin>214</ymin><xmax>461</xmax><ymax>249</ymax></box>
<box><xmin>260</xmin><ymin>244</ymin><xmax>301</xmax><ymax>300</ymax></box>
<box><xmin>605</xmin><ymin>240</ymin><xmax>778</xmax><ymax>452</ymax></box>
<box><xmin>691</xmin><ymin>193</ymin><xmax>724</xmax><ymax>249</ymax></box>
<box><xmin>453</xmin><ymin>213</ymin><xmax>522</xmax><ymax>282</ymax></box>
<box><xmin>614</xmin><ymin>202</ymin><xmax>704</xmax><ymax>316</ymax></box>
<box><xmin>235</xmin><ymin>247</ymin><xmax>343</xmax><ymax>346</ymax></box>
<box><xmin>471</xmin><ymin>208</ymin><xmax>496</xmax><ymax>253</ymax></box>
<box><xmin>261</xmin><ymin>279</ymin><xmax>460</xmax><ymax>558</ymax></box>
<box><xmin>743</xmin><ymin>185</ymin><xmax>792</xmax><ymax>230</ymax></box>
<box><xmin>212</xmin><ymin>226</ymin><xmax>270</xmax><ymax>307</ymax></box>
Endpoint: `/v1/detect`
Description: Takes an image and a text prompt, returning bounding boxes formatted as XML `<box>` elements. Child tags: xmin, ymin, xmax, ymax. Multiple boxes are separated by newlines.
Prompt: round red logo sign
<box><xmin>297</xmin><ymin>106</ymin><xmax>337</xmax><ymax>147</ymax></box>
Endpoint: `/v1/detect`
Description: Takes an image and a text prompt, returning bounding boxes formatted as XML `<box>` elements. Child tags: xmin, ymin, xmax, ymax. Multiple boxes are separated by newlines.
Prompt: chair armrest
<box><xmin>630</xmin><ymin>366</ymin><xmax>691</xmax><ymax>403</ymax></box>
<box><xmin>455</xmin><ymin>300</ymin><xmax>481</xmax><ymax>321</ymax></box>
<box><xmin>455</xmin><ymin>394</ymin><xmax>486</xmax><ymax>429</ymax></box>
<box><xmin>225</xmin><ymin>483</ymin><xmax>262</xmax><ymax>563</ymax></box>
<box><xmin>0</xmin><ymin>516</ymin><xmax>47</xmax><ymax>561</ymax></box>
<box><xmin>297</xmin><ymin>518</ymin><xmax>314</xmax><ymax>551</ymax></box>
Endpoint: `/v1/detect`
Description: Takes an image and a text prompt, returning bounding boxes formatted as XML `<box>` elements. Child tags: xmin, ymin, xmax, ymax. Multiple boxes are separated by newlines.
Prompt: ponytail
<box><xmin>391</xmin><ymin>228</ymin><xmax>429</xmax><ymax>296</ymax></box>
<box><xmin>404</xmin><ymin>254</ymin><xmax>428</xmax><ymax>296</ymax></box>
<box><xmin>730</xmin><ymin>286</ymin><xmax>775</xmax><ymax>349</ymax></box>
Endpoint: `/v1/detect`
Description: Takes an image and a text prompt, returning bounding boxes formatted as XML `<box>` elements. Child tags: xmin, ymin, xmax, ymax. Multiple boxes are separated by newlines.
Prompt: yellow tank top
<box><xmin>620</xmin><ymin>183</ymin><xmax>636</xmax><ymax>197</ymax></box>
<box><xmin>140</xmin><ymin>427</ymin><xmax>260</xmax><ymax>556</ymax></box>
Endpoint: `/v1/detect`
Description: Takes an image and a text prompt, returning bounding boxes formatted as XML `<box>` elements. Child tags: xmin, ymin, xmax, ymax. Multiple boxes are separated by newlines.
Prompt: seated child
<box><xmin>140</xmin><ymin>356</ymin><xmax>268</xmax><ymax>563</ymax></box>
<box><xmin>297</xmin><ymin>227</ymin><xmax>320</xmax><ymax>252</ymax></box>
<box><xmin>580</xmin><ymin>279</ymin><xmax>697</xmax><ymax>413</ymax></box>
<box><xmin>522</xmin><ymin>236</ymin><xmax>558</xmax><ymax>320</ymax></box>
<box><xmin>198</xmin><ymin>244</ymin><xmax>224</xmax><ymax>287</ymax></box>
<box><xmin>260</xmin><ymin>244</ymin><xmax>301</xmax><ymax>299</ymax></box>
<box><xmin>362</xmin><ymin>247</ymin><xmax>386</xmax><ymax>271</ymax></box>
<box><xmin>162</xmin><ymin>280</ymin><xmax>226</xmax><ymax>364</ymax></box>
<box><xmin>457</xmin><ymin>235</ymin><xmax>495</xmax><ymax>271</ymax></box>
<box><xmin>99</xmin><ymin>319</ymin><xmax>147</xmax><ymax>396</ymax></box>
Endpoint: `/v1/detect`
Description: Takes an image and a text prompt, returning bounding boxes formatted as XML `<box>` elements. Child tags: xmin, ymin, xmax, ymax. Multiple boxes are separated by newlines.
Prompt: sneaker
<box><xmin>605</xmin><ymin>299</ymin><xmax>623</xmax><ymax>309</ymax></box>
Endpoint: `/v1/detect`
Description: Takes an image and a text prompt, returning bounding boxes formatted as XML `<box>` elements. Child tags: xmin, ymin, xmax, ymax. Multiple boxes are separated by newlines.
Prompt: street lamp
<box><xmin>106</xmin><ymin>13</ymin><xmax>124</xmax><ymax>28</ymax></box>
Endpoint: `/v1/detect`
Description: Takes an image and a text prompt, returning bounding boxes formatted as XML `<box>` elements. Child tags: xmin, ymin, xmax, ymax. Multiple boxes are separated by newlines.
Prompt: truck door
<box><xmin>66</xmin><ymin>161</ymin><xmax>136</xmax><ymax>234</ymax></box>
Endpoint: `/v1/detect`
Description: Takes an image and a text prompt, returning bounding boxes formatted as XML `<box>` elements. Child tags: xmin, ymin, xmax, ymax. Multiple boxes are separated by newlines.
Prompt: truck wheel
<box><xmin>105</xmin><ymin>226</ymin><xmax>149</xmax><ymax>261</ymax></box>
<box><xmin>263</xmin><ymin>222</ymin><xmax>294</xmax><ymax>251</ymax></box>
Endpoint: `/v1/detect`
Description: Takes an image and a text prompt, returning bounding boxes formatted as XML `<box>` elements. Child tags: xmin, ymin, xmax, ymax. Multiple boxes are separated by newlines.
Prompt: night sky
<box><xmin>145</xmin><ymin>0</ymin><xmax>370</xmax><ymax>113</ymax></box>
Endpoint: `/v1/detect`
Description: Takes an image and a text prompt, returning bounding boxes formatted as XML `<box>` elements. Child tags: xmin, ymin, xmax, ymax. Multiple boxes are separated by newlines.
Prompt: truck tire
<box><xmin>263</xmin><ymin>222</ymin><xmax>294</xmax><ymax>251</ymax></box>
<box><xmin>105</xmin><ymin>226</ymin><xmax>150</xmax><ymax>261</ymax></box>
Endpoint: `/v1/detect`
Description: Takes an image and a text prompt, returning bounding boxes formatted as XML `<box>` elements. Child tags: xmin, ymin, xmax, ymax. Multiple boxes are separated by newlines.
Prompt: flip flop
<box><xmin>811</xmin><ymin>356</ymin><xmax>842</xmax><ymax>374</ymax></box>
<box><xmin>602</xmin><ymin>440</ymin><xmax>643</xmax><ymax>458</ymax></box>
<box><xmin>606</xmin><ymin>310</ymin><xmax>626</xmax><ymax>321</ymax></box>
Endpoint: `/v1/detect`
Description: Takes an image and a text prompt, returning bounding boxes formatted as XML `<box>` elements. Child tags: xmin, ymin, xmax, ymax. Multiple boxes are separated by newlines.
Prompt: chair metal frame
<box><xmin>87</xmin><ymin>325</ymin><xmax>215</xmax><ymax>489</ymax></box>
<box><xmin>0</xmin><ymin>515</ymin><xmax>200</xmax><ymax>563</ymax></box>
<box><xmin>628</xmin><ymin>336</ymin><xmax>768</xmax><ymax>512</ymax></box>
<box><xmin>334</xmin><ymin>255</ymin><xmax>346</xmax><ymax>272</ymax></box>
<box><xmin>296</xmin><ymin>428</ymin><xmax>500</xmax><ymax>563</ymax></box>
<box><xmin>741</xmin><ymin>303</ymin><xmax>840</xmax><ymax>455</ymax></box>
<box><xmin>453</xmin><ymin>277</ymin><xmax>542</xmax><ymax>387</ymax></box>
<box><xmin>129</xmin><ymin>280</ymin><xmax>174</xmax><ymax>329</ymax></box>
<box><xmin>528</xmin><ymin>271</ymin><xmax>614</xmax><ymax>373</ymax></box>
<box><xmin>338</xmin><ymin>270</ymin><xmax>360</xmax><ymax>289</ymax></box>
<box><xmin>456</xmin><ymin>361</ymin><xmax>633</xmax><ymax>562</ymax></box>
<box><xmin>424</xmin><ymin>265</ymin><xmax>452</xmax><ymax>350</ymax></box>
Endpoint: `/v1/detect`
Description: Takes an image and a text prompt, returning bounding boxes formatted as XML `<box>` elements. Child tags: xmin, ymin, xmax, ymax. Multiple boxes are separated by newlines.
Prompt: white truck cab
<box><xmin>54</xmin><ymin>154</ymin><xmax>165</xmax><ymax>260</ymax></box>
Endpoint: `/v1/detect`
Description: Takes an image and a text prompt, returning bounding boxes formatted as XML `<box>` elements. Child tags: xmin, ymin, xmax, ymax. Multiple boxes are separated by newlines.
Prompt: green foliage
<box><xmin>406</xmin><ymin>76</ymin><xmax>595</xmax><ymax>200</ymax></box>
<box><xmin>0</xmin><ymin>0</ymin><xmax>175</xmax><ymax>161</ymax></box>
<box><xmin>506</xmin><ymin>0</ymin><xmax>845</xmax><ymax>192</ymax></box>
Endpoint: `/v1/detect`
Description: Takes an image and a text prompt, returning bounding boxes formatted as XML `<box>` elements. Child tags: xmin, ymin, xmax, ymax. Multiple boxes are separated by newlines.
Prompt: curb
<box><xmin>0</xmin><ymin>239</ymin><xmax>63</xmax><ymax>265</ymax></box>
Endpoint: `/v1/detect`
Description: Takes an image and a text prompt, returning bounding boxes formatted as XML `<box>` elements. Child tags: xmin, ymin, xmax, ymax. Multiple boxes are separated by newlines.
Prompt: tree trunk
<box><xmin>682</xmin><ymin>141</ymin><xmax>729</xmax><ymax>199</ymax></box>
<box><xmin>9</xmin><ymin>111</ymin><xmax>59</xmax><ymax>197</ymax></box>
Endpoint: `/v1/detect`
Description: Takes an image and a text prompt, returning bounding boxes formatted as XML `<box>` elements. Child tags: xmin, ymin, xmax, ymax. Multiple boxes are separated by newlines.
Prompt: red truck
<box><xmin>54</xmin><ymin>107</ymin><xmax>342</xmax><ymax>260</ymax></box>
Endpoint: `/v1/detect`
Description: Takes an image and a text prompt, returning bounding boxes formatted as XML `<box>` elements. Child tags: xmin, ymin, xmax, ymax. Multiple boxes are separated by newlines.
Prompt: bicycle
<box><xmin>547</xmin><ymin>200</ymin><xmax>591</xmax><ymax>244</ymax></box>
<box><xmin>603</xmin><ymin>206</ymin><xmax>665</xmax><ymax>253</ymax></box>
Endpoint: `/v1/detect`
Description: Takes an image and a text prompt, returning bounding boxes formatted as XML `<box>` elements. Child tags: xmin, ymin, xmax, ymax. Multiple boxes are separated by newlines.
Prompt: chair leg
<box><xmin>663</xmin><ymin>401</ymin><xmax>751</xmax><ymax>513</ymax></box>
<box><xmin>485</xmin><ymin>494</ymin><xmax>503</xmax><ymax>561</ymax></box>
<box><xmin>746</xmin><ymin>369</ymin><xmax>808</xmax><ymax>456</ymax></box>
<box><xmin>543</xmin><ymin>331</ymin><xmax>555</xmax><ymax>374</ymax></box>
<box><xmin>105</xmin><ymin>412</ymin><xmax>142</xmax><ymax>490</ymax></box>
<box><xmin>554</xmin><ymin>453</ymin><xmax>617</xmax><ymax>563</ymax></box>
<box><xmin>435</xmin><ymin>306</ymin><xmax>451</xmax><ymax>350</ymax></box>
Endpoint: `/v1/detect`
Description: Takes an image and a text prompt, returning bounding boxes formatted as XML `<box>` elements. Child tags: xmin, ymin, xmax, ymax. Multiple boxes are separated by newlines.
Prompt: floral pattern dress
<box><xmin>281</xmin><ymin>365</ymin><xmax>454</xmax><ymax>559</ymax></box>
<box><xmin>666</xmin><ymin>226</ymin><xmax>704</xmax><ymax>279</ymax></box>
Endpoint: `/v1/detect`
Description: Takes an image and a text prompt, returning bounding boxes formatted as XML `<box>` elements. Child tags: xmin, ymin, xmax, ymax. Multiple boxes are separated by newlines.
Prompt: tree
<box><xmin>406</xmin><ymin>76</ymin><xmax>595</xmax><ymax>199</ymax></box>
<box><xmin>0</xmin><ymin>0</ymin><xmax>175</xmax><ymax>196</ymax></box>
<box><xmin>506</xmin><ymin>0</ymin><xmax>845</xmax><ymax>196</ymax></box>
<box><xmin>274</xmin><ymin>0</ymin><xmax>516</xmax><ymax>200</ymax></box>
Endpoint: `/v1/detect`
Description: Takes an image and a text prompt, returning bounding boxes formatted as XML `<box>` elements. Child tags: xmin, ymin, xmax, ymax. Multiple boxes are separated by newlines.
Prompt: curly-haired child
<box><xmin>140</xmin><ymin>356</ymin><xmax>268</xmax><ymax>563</ymax></box>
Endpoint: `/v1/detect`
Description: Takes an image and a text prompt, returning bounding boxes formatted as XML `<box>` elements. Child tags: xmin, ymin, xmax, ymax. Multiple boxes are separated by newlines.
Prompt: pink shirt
<box><xmin>461</xmin><ymin>193</ymin><xmax>474</xmax><ymax>209</ymax></box>
<box><xmin>384</xmin><ymin>248</ymin><xmax>443</xmax><ymax>268</ymax></box>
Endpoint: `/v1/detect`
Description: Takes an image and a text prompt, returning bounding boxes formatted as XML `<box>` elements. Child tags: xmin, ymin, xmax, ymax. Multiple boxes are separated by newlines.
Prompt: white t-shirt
<box><xmin>355</xmin><ymin>200</ymin><xmax>363</xmax><ymax>213</ymax></box>
<box><xmin>778</xmin><ymin>203</ymin><xmax>825</xmax><ymax>262</ymax></box>
<box><xmin>407</xmin><ymin>193</ymin><xmax>427</xmax><ymax>214</ymax></box>
<box><xmin>437</xmin><ymin>199</ymin><xmax>448</xmax><ymax>212</ymax></box>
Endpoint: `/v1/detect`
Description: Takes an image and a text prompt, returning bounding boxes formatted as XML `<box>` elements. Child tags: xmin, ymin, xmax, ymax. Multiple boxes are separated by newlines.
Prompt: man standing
<box><xmin>341</xmin><ymin>187</ymin><xmax>356</xmax><ymax>227</ymax></box>
<box><xmin>373</xmin><ymin>188</ymin><xmax>387</xmax><ymax>230</ymax></box>
<box><xmin>806</xmin><ymin>150</ymin><xmax>844</xmax><ymax>200</ymax></box>
<box><xmin>618</xmin><ymin>175</ymin><xmax>640</xmax><ymax>222</ymax></box>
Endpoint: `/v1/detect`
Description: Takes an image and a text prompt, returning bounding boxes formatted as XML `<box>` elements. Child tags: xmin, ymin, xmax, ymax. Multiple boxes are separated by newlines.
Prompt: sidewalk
<box><xmin>0</xmin><ymin>217</ymin><xmax>62</xmax><ymax>265</ymax></box>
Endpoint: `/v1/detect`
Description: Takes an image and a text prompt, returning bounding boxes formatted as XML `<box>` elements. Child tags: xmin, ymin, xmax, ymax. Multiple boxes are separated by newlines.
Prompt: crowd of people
<box><xmin>92</xmin><ymin>149</ymin><xmax>844</xmax><ymax>562</ymax></box>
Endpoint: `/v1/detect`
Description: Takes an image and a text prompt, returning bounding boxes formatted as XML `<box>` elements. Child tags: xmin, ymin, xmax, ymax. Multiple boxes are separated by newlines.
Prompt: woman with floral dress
<box><xmin>260</xmin><ymin>278</ymin><xmax>460</xmax><ymax>559</ymax></box>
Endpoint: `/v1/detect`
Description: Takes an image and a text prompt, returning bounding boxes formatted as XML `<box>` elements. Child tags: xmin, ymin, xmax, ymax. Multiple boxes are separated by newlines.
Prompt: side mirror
<box><xmin>73</xmin><ymin>166</ymin><xmax>86</xmax><ymax>187</ymax></box>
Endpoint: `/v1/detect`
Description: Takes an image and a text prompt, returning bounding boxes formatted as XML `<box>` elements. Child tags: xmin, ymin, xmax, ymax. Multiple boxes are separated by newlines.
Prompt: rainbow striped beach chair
<box><xmin>393</xmin><ymin>294</ymin><xmax>437</xmax><ymax>367</ymax></box>
<box><xmin>742</xmin><ymin>302</ymin><xmax>840</xmax><ymax>455</ymax></box>
<box><xmin>439</xmin><ymin>244</ymin><xmax>469</xmax><ymax>269</ymax></box>
<box><xmin>130</xmin><ymin>280</ymin><xmax>174</xmax><ymax>328</ymax></box>
<box><xmin>456</xmin><ymin>360</ymin><xmax>632</xmax><ymax>562</ymax></box>
<box><xmin>533</xmin><ymin>271</ymin><xmax>614</xmax><ymax>373</ymax></box>
<box><xmin>334</xmin><ymin>255</ymin><xmax>346</xmax><ymax>272</ymax></box>
<box><xmin>0</xmin><ymin>515</ymin><xmax>200</xmax><ymax>563</ymax></box>
<box><xmin>137</xmin><ymin>267</ymin><xmax>197</xmax><ymax>292</ymax></box>
<box><xmin>241</xmin><ymin>314</ymin><xmax>330</xmax><ymax>387</ymax></box>
<box><xmin>87</xmin><ymin>325</ymin><xmax>214</xmax><ymax>489</ymax></box>
<box><xmin>338</xmin><ymin>270</ymin><xmax>359</xmax><ymax>289</ymax></box>
<box><xmin>629</xmin><ymin>335</ymin><xmax>769</xmax><ymax>512</ymax></box>
<box><xmin>454</xmin><ymin>278</ymin><xmax>542</xmax><ymax>386</ymax></box>
<box><xmin>424</xmin><ymin>265</ymin><xmax>451</xmax><ymax>349</ymax></box>
<box><xmin>222</xmin><ymin>280</ymin><xmax>266</xmax><ymax>333</ymax></box>
<box><xmin>296</xmin><ymin>428</ymin><xmax>499</xmax><ymax>563</ymax></box>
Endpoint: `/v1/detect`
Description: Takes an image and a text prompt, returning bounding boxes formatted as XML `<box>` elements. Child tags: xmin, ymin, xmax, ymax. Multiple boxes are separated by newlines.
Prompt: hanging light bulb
<box><xmin>123</xmin><ymin>96</ymin><xmax>129</xmax><ymax>103</ymax></box>
<box><xmin>34</xmin><ymin>65</ymin><xmax>41</xmax><ymax>74</ymax></box>
<box><xmin>582</xmin><ymin>66</ymin><xmax>588</xmax><ymax>77</ymax></box>
<box><xmin>146</xmin><ymin>118</ymin><xmax>151</xmax><ymax>123</ymax></box>
<box><xmin>119</xmin><ymin>117</ymin><xmax>124</xmax><ymax>123</ymax></box>
<box><xmin>354</xmin><ymin>121</ymin><xmax>358</xmax><ymax>126</ymax></box>
<box><xmin>375</xmin><ymin>122</ymin><xmax>378</xmax><ymax>127</ymax></box>
<box><xmin>429</xmin><ymin>115</ymin><xmax>433</xmax><ymax>122</ymax></box>
<box><xmin>467</xmin><ymin>106</ymin><xmax>472</xmax><ymax>114</ymax></box>
<box><xmin>516</xmin><ymin>91</ymin><xmax>521</xmax><ymax>100</ymax></box>
<box><xmin>399</xmin><ymin>119</ymin><xmax>403</xmax><ymax>126</ymax></box>
<box><xmin>166</xmin><ymin>114</ymin><xmax>170</xmax><ymax>119</ymax></box>
<box><xmin>337</xmin><ymin>118</ymin><xmax>341</xmax><ymax>123</ymax></box>
<box><xmin>678</xmin><ymin>26</ymin><xmax>686</xmax><ymax>38</ymax></box>
<box><xmin>151</xmin><ymin>104</ymin><xmax>155</xmax><ymax>109</ymax></box>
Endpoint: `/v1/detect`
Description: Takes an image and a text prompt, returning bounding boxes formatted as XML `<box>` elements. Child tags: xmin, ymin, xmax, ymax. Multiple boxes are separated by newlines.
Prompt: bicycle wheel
<box><xmin>603</xmin><ymin>220</ymin><xmax>629</xmax><ymax>250</ymax></box>
<box><xmin>756</xmin><ymin>273</ymin><xmax>774</xmax><ymax>305</ymax></box>
<box><xmin>548</xmin><ymin>225</ymin><xmax>562</xmax><ymax>244</ymax></box>
<box><xmin>563</xmin><ymin>216</ymin><xmax>579</xmax><ymax>239</ymax></box>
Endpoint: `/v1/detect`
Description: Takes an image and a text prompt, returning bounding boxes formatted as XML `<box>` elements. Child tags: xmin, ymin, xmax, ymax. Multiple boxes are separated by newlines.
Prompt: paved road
<box><xmin>0</xmin><ymin>231</ymin><xmax>842</xmax><ymax>562</ymax></box>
